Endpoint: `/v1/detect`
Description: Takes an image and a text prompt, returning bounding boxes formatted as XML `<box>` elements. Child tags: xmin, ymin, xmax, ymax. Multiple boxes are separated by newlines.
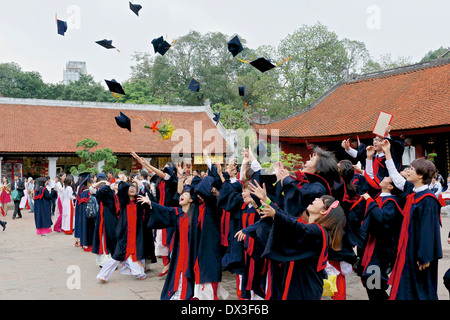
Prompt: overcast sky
<box><xmin>0</xmin><ymin>0</ymin><xmax>448</xmax><ymax>85</ymax></box>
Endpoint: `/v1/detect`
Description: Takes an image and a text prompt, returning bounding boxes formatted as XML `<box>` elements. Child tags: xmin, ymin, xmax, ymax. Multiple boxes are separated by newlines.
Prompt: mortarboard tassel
<box><xmin>236</xmin><ymin>57</ymin><xmax>250</xmax><ymax>64</ymax></box>
<box><xmin>276</xmin><ymin>57</ymin><xmax>291</xmax><ymax>67</ymax></box>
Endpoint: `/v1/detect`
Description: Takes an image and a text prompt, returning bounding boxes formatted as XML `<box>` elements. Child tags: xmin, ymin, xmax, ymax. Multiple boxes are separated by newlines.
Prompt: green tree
<box><xmin>131</xmin><ymin>31</ymin><xmax>247</xmax><ymax>107</ymax></box>
<box><xmin>260</xmin><ymin>150</ymin><xmax>303</xmax><ymax>172</ymax></box>
<box><xmin>211</xmin><ymin>103</ymin><xmax>251</xmax><ymax>130</ymax></box>
<box><xmin>70</xmin><ymin>138</ymin><xmax>118</xmax><ymax>175</ymax></box>
<box><xmin>113</xmin><ymin>78</ymin><xmax>165</xmax><ymax>105</ymax></box>
<box><xmin>58</xmin><ymin>74</ymin><xmax>112</xmax><ymax>102</ymax></box>
<box><xmin>275</xmin><ymin>23</ymin><xmax>351</xmax><ymax>116</ymax></box>
<box><xmin>361</xmin><ymin>53</ymin><xmax>413</xmax><ymax>74</ymax></box>
<box><xmin>420</xmin><ymin>46</ymin><xmax>449</xmax><ymax>62</ymax></box>
<box><xmin>0</xmin><ymin>62</ymin><xmax>48</xmax><ymax>99</ymax></box>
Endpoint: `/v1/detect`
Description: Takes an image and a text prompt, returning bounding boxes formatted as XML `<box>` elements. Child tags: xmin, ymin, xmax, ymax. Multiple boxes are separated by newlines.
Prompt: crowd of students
<box><xmin>3</xmin><ymin>128</ymin><xmax>450</xmax><ymax>300</ymax></box>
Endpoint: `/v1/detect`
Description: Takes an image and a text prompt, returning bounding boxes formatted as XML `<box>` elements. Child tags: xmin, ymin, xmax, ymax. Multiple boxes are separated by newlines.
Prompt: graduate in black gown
<box><xmin>91</xmin><ymin>173</ymin><xmax>119</xmax><ymax>267</ymax></box>
<box><xmin>137</xmin><ymin>170</ymin><xmax>157</xmax><ymax>269</ymax></box>
<box><xmin>96</xmin><ymin>173</ymin><xmax>148</xmax><ymax>282</ymax></box>
<box><xmin>341</xmin><ymin>126</ymin><xmax>404</xmax><ymax>182</ymax></box>
<box><xmin>358</xmin><ymin>176</ymin><xmax>403</xmax><ymax>300</ymax></box>
<box><xmin>139</xmin><ymin>165</ymin><xmax>198</xmax><ymax>300</ymax></box>
<box><xmin>192</xmin><ymin>174</ymin><xmax>229</xmax><ymax>300</ymax></box>
<box><xmin>130</xmin><ymin>150</ymin><xmax>178</xmax><ymax>277</ymax></box>
<box><xmin>258</xmin><ymin>194</ymin><xmax>346</xmax><ymax>300</ymax></box>
<box><xmin>76</xmin><ymin>174</ymin><xmax>94</xmax><ymax>251</ymax></box>
<box><xmin>382</xmin><ymin>140</ymin><xmax>442</xmax><ymax>300</ymax></box>
<box><xmin>214</xmin><ymin>148</ymin><xmax>262</xmax><ymax>298</ymax></box>
<box><xmin>33</xmin><ymin>177</ymin><xmax>55</xmax><ymax>236</ymax></box>
<box><xmin>278</xmin><ymin>148</ymin><xmax>354</xmax><ymax>299</ymax></box>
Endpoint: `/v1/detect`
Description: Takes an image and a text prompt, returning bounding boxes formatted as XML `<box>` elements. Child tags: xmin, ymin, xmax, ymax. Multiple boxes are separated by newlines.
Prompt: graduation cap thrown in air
<box><xmin>96</xmin><ymin>39</ymin><xmax>116</xmax><ymax>50</ymax></box>
<box><xmin>259</xmin><ymin>174</ymin><xmax>277</xmax><ymax>200</ymax></box>
<box><xmin>238</xmin><ymin>86</ymin><xmax>246</xmax><ymax>97</ymax></box>
<box><xmin>227</xmin><ymin>35</ymin><xmax>243</xmax><ymax>57</ymax></box>
<box><xmin>250</xmin><ymin>57</ymin><xmax>276</xmax><ymax>73</ymax></box>
<box><xmin>105</xmin><ymin>79</ymin><xmax>126</xmax><ymax>96</ymax></box>
<box><xmin>212</xmin><ymin>112</ymin><xmax>221</xmax><ymax>126</ymax></box>
<box><xmin>151</xmin><ymin>36</ymin><xmax>172</xmax><ymax>56</ymax></box>
<box><xmin>129</xmin><ymin>1</ymin><xmax>142</xmax><ymax>16</ymax></box>
<box><xmin>115</xmin><ymin>112</ymin><xmax>131</xmax><ymax>132</ymax></box>
<box><xmin>56</xmin><ymin>19</ymin><xmax>68</xmax><ymax>36</ymax></box>
<box><xmin>188</xmin><ymin>78</ymin><xmax>200</xmax><ymax>92</ymax></box>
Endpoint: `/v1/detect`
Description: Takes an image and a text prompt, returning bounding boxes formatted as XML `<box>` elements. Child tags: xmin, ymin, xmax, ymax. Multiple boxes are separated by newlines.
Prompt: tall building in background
<box><xmin>63</xmin><ymin>61</ymin><xmax>87</xmax><ymax>84</ymax></box>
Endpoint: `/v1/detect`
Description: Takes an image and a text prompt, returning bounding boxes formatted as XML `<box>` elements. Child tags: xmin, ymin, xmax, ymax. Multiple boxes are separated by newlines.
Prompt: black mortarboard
<box><xmin>259</xmin><ymin>174</ymin><xmax>277</xmax><ymax>199</ymax></box>
<box><xmin>129</xmin><ymin>2</ymin><xmax>142</xmax><ymax>16</ymax></box>
<box><xmin>188</xmin><ymin>78</ymin><xmax>200</xmax><ymax>92</ymax></box>
<box><xmin>238</xmin><ymin>86</ymin><xmax>246</xmax><ymax>97</ymax></box>
<box><xmin>57</xmin><ymin>19</ymin><xmax>68</xmax><ymax>36</ymax></box>
<box><xmin>227</xmin><ymin>35</ymin><xmax>244</xmax><ymax>57</ymax></box>
<box><xmin>212</xmin><ymin>112</ymin><xmax>221</xmax><ymax>126</ymax></box>
<box><xmin>105</xmin><ymin>79</ymin><xmax>126</xmax><ymax>95</ymax></box>
<box><xmin>250</xmin><ymin>57</ymin><xmax>276</xmax><ymax>73</ymax></box>
<box><xmin>77</xmin><ymin>172</ymin><xmax>92</xmax><ymax>187</ymax></box>
<box><xmin>151</xmin><ymin>36</ymin><xmax>172</xmax><ymax>56</ymax></box>
<box><xmin>115</xmin><ymin>112</ymin><xmax>131</xmax><ymax>132</ymax></box>
<box><xmin>96</xmin><ymin>39</ymin><xmax>116</xmax><ymax>49</ymax></box>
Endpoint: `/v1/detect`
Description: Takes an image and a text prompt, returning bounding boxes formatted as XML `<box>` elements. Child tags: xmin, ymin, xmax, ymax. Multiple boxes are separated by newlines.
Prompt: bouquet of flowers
<box><xmin>145</xmin><ymin>118</ymin><xmax>176</xmax><ymax>141</ymax></box>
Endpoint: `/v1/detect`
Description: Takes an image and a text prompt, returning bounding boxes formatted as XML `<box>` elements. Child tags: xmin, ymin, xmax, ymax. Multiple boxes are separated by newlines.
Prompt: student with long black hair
<box><xmin>33</xmin><ymin>177</ymin><xmax>55</xmax><ymax>236</ymax></box>
<box><xmin>96</xmin><ymin>172</ymin><xmax>148</xmax><ymax>282</ymax></box>
<box><xmin>257</xmin><ymin>193</ymin><xmax>346</xmax><ymax>300</ymax></box>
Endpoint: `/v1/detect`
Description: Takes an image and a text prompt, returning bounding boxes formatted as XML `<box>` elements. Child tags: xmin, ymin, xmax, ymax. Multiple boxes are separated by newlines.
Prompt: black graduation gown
<box><xmin>112</xmin><ymin>181</ymin><xmax>147</xmax><ymax>262</ymax></box>
<box><xmin>239</xmin><ymin>204</ymin><xmax>266</xmax><ymax>299</ymax></box>
<box><xmin>278</xmin><ymin>173</ymin><xmax>327</xmax><ymax>217</ymax></box>
<box><xmin>155</xmin><ymin>168</ymin><xmax>179</xmax><ymax>251</ymax></box>
<box><xmin>264</xmin><ymin>174</ymin><xmax>327</xmax><ymax>300</ymax></box>
<box><xmin>217</xmin><ymin>180</ymin><xmax>245</xmax><ymax>275</ymax></box>
<box><xmin>147</xmin><ymin>202</ymin><xmax>197</xmax><ymax>300</ymax></box>
<box><xmin>92</xmin><ymin>185</ymin><xmax>119</xmax><ymax>256</ymax></box>
<box><xmin>243</xmin><ymin>216</ymin><xmax>275</xmax><ymax>299</ymax></box>
<box><xmin>356</xmin><ymin>137</ymin><xmax>405</xmax><ymax>181</ymax></box>
<box><xmin>77</xmin><ymin>187</ymin><xmax>95</xmax><ymax>247</ymax></box>
<box><xmin>262</xmin><ymin>203</ymin><xmax>328</xmax><ymax>300</ymax></box>
<box><xmin>389</xmin><ymin>189</ymin><xmax>442</xmax><ymax>300</ymax></box>
<box><xmin>360</xmin><ymin>195</ymin><xmax>403</xmax><ymax>294</ymax></box>
<box><xmin>193</xmin><ymin>176</ymin><xmax>222</xmax><ymax>285</ymax></box>
<box><xmin>34</xmin><ymin>187</ymin><xmax>54</xmax><ymax>230</ymax></box>
<box><xmin>141</xmin><ymin>185</ymin><xmax>157</xmax><ymax>264</ymax></box>
<box><xmin>346</xmin><ymin>197</ymin><xmax>369</xmax><ymax>268</ymax></box>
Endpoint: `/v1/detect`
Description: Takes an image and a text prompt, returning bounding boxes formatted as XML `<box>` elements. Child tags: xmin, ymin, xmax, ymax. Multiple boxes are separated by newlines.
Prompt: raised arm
<box><xmin>130</xmin><ymin>149</ymin><xmax>165</xmax><ymax>179</ymax></box>
<box><xmin>175</xmin><ymin>163</ymin><xmax>186</xmax><ymax>195</ymax></box>
<box><xmin>381</xmin><ymin>139</ymin><xmax>406</xmax><ymax>191</ymax></box>
<box><xmin>365</xmin><ymin>145</ymin><xmax>375</xmax><ymax>179</ymax></box>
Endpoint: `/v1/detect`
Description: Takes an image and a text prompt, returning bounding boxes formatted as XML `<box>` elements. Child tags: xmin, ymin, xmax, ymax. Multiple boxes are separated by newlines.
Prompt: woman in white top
<box><xmin>61</xmin><ymin>175</ymin><xmax>76</xmax><ymax>235</ymax></box>
<box><xmin>27</xmin><ymin>177</ymin><xmax>34</xmax><ymax>213</ymax></box>
<box><xmin>53</xmin><ymin>173</ymin><xmax>66</xmax><ymax>232</ymax></box>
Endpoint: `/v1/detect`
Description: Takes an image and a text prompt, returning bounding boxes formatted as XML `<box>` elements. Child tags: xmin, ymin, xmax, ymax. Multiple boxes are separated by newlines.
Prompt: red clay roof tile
<box><xmin>0</xmin><ymin>102</ymin><xmax>227</xmax><ymax>155</ymax></box>
<box><xmin>255</xmin><ymin>62</ymin><xmax>450</xmax><ymax>138</ymax></box>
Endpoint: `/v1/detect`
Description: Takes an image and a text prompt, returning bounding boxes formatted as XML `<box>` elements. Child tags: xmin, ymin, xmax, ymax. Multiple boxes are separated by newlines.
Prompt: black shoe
<box><xmin>1</xmin><ymin>221</ymin><xmax>6</xmax><ymax>231</ymax></box>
